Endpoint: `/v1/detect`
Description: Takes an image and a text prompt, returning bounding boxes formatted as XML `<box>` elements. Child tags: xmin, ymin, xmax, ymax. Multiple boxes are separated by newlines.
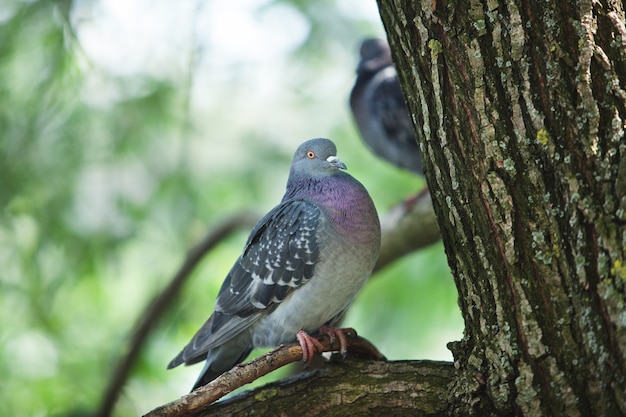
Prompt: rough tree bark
<box><xmin>379</xmin><ymin>0</ymin><xmax>626</xmax><ymax>415</ymax></box>
<box><xmin>147</xmin><ymin>1</ymin><xmax>626</xmax><ymax>416</ymax></box>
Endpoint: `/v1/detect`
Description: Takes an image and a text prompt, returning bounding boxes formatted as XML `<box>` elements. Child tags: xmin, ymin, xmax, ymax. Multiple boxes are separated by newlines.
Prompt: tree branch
<box><xmin>196</xmin><ymin>360</ymin><xmax>455</xmax><ymax>417</ymax></box>
<box><xmin>189</xmin><ymin>360</ymin><xmax>455</xmax><ymax>417</ymax></box>
<box><xmin>143</xmin><ymin>333</ymin><xmax>387</xmax><ymax>417</ymax></box>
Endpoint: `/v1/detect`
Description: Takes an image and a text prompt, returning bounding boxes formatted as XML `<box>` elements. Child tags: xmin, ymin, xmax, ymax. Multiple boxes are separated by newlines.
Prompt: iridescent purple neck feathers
<box><xmin>284</xmin><ymin>172</ymin><xmax>379</xmax><ymax>243</ymax></box>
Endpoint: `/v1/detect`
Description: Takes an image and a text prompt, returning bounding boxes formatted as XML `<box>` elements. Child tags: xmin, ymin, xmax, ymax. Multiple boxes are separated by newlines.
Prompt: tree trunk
<box><xmin>378</xmin><ymin>0</ymin><xmax>626</xmax><ymax>415</ymax></box>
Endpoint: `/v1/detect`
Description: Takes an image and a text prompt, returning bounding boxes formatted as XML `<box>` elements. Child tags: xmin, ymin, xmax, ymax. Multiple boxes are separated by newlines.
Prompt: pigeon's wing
<box><xmin>367</xmin><ymin>68</ymin><xmax>423</xmax><ymax>173</ymax></box>
<box><xmin>218</xmin><ymin>199</ymin><xmax>321</xmax><ymax>316</ymax></box>
<box><xmin>371</xmin><ymin>69</ymin><xmax>417</xmax><ymax>150</ymax></box>
<box><xmin>168</xmin><ymin>199</ymin><xmax>321</xmax><ymax>367</ymax></box>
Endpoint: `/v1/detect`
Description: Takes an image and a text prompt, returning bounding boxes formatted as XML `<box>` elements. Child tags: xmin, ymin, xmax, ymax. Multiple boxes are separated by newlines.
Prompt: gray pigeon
<box><xmin>168</xmin><ymin>138</ymin><xmax>381</xmax><ymax>390</ymax></box>
<box><xmin>350</xmin><ymin>38</ymin><xmax>423</xmax><ymax>174</ymax></box>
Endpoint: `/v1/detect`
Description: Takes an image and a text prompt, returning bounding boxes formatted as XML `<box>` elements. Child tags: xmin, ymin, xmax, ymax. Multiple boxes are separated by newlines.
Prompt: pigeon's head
<box><xmin>290</xmin><ymin>138</ymin><xmax>347</xmax><ymax>179</ymax></box>
<box><xmin>356</xmin><ymin>38</ymin><xmax>392</xmax><ymax>75</ymax></box>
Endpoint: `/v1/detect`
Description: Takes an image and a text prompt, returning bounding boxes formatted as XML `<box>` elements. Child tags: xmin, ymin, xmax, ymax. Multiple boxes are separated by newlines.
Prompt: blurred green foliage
<box><xmin>0</xmin><ymin>1</ymin><xmax>462</xmax><ymax>416</ymax></box>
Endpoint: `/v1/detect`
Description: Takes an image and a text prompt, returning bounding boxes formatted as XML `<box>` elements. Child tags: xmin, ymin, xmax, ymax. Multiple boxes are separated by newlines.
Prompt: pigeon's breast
<box><xmin>250</xmin><ymin>175</ymin><xmax>380</xmax><ymax>347</ymax></box>
<box><xmin>251</xmin><ymin>219</ymin><xmax>376</xmax><ymax>346</ymax></box>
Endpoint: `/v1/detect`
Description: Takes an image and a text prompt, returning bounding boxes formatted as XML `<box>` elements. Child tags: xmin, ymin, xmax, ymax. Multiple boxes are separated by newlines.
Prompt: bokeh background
<box><xmin>0</xmin><ymin>0</ymin><xmax>464</xmax><ymax>415</ymax></box>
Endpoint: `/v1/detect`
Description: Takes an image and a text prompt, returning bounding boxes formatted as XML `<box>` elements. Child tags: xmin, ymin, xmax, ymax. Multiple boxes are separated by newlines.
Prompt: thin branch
<box><xmin>143</xmin><ymin>333</ymin><xmax>386</xmax><ymax>417</ymax></box>
<box><xmin>96</xmin><ymin>211</ymin><xmax>259</xmax><ymax>417</ymax></box>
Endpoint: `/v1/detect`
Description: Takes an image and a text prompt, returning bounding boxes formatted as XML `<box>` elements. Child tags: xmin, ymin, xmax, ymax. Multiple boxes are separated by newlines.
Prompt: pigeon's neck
<box><xmin>284</xmin><ymin>173</ymin><xmax>379</xmax><ymax>242</ymax></box>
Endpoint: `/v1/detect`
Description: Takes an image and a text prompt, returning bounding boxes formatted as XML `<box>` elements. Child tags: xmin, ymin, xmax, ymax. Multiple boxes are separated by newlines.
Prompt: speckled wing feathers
<box><xmin>169</xmin><ymin>199</ymin><xmax>321</xmax><ymax>367</ymax></box>
<box><xmin>217</xmin><ymin>199</ymin><xmax>320</xmax><ymax>314</ymax></box>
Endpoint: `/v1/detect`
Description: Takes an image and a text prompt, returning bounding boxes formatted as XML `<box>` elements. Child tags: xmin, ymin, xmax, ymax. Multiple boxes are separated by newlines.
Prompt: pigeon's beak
<box><xmin>327</xmin><ymin>155</ymin><xmax>347</xmax><ymax>170</ymax></box>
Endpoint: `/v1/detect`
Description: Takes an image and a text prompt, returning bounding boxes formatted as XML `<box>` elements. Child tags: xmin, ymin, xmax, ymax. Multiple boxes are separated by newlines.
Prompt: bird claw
<box><xmin>319</xmin><ymin>324</ymin><xmax>356</xmax><ymax>358</ymax></box>
<box><xmin>296</xmin><ymin>326</ymin><xmax>356</xmax><ymax>365</ymax></box>
<box><xmin>296</xmin><ymin>330</ymin><xmax>325</xmax><ymax>367</ymax></box>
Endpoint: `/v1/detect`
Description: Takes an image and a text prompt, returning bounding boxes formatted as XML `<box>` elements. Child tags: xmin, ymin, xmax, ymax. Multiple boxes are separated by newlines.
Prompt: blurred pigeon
<box><xmin>350</xmin><ymin>38</ymin><xmax>423</xmax><ymax>174</ymax></box>
<box><xmin>168</xmin><ymin>138</ymin><xmax>381</xmax><ymax>390</ymax></box>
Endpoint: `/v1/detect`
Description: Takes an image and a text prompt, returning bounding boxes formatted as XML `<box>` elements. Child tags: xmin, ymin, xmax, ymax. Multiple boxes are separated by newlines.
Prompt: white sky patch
<box><xmin>337</xmin><ymin>0</ymin><xmax>383</xmax><ymax>22</ymax></box>
<box><xmin>198</xmin><ymin>0</ymin><xmax>309</xmax><ymax>64</ymax></box>
<box><xmin>72</xmin><ymin>0</ymin><xmax>196</xmax><ymax>78</ymax></box>
<box><xmin>72</xmin><ymin>0</ymin><xmax>309</xmax><ymax>79</ymax></box>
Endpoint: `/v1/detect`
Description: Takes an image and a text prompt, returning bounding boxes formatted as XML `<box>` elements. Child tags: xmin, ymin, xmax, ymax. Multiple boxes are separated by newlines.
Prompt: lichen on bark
<box><xmin>379</xmin><ymin>0</ymin><xmax>626</xmax><ymax>415</ymax></box>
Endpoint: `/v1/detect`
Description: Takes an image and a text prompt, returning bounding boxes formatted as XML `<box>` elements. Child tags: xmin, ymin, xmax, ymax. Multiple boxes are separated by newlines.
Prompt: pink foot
<box><xmin>296</xmin><ymin>330</ymin><xmax>325</xmax><ymax>366</ymax></box>
<box><xmin>319</xmin><ymin>324</ymin><xmax>356</xmax><ymax>358</ymax></box>
<box><xmin>296</xmin><ymin>326</ymin><xmax>357</xmax><ymax>366</ymax></box>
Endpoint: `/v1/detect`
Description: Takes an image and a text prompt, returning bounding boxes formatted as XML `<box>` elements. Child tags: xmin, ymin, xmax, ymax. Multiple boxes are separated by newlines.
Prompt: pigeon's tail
<box><xmin>191</xmin><ymin>344</ymin><xmax>252</xmax><ymax>391</ymax></box>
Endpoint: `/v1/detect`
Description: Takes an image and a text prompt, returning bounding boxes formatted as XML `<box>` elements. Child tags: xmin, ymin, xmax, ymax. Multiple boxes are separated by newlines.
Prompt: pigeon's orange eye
<box><xmin>306</xmin><ymin>151</ymin><xmax>315</xmax><ymax>159</ymax></box>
